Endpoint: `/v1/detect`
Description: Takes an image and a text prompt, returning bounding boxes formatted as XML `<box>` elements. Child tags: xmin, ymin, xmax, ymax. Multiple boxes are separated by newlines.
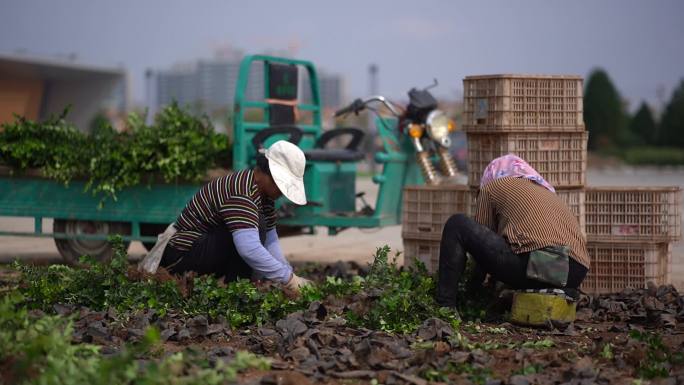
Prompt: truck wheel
<box><xmin>140</xmin><ymin>223</ymin><xmax>170</xmax><ymax>251</ymax></box>
<box><xmin>53</xmin><ymin>219</ymin><xmax>131</xmax><ymax>265</ymax></box>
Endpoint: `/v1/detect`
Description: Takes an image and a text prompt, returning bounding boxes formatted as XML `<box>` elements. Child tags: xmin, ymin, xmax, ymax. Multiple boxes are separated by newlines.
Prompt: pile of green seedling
<box><xmin>14</xmin><ymin>240</ymin><xmax>461</xmax><ymax>334</ymax></box>
<box><xmin>17</xmin><ymin>237</ymin><xmax>303</xmax><ymax>328</ymax></box>
<box><xmin>0</xmin><ymin>103</ymin><xmax>230</xmax><ymax>201</ymax></box>
<box><xmin>344</xmin><ymin>245</ymin><xmax>461</xmax><ymax>333</ymax></box>
<box><xmin>0</xmin><ymin>292</ymin><xmax>270</xmax><ymax>385</ymax></box>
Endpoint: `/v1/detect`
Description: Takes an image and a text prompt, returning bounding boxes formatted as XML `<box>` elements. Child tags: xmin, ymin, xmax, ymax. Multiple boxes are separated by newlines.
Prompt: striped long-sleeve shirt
<box><xmin>168</xmin><ymin>169</ymin><xmax>277</xmax><ymax>251</ymax></box>
<box><xmin>474</xmin><ymin>177</ymin><xmax>590</xmax><ymax>268</ymax></box>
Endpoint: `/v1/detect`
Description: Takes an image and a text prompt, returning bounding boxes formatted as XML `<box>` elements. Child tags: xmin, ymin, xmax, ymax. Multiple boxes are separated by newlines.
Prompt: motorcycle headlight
<box><xmin>426</xmin><ymin>109</ymin><xmax>451</xmax><ymax>147</ymax></box>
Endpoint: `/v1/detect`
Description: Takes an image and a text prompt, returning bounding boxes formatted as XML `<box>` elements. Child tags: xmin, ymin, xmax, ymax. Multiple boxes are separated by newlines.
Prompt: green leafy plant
<box><xmin>15</xmin><ymin>242</ymin><xmax>461</xmax><ymax>334</ymax></box>
<box><xmin>345</xmin><ymin>246</ymin><xmax>461</xmax><ymax>334</ymax></box>
<box><xmin>0</xmin><ymin>292</ymin><xmax>269</xmax><ymax>385</ymax></box>
<box><xmin>601</xmin><ymin>342</ymin><xmax>614</xmax><ymax>360</ymax></box>
<box><xmin>619</xmin><ymin>146</ymin><xmax>684</xmax><ymax>166</ymax></box>
<box><xmin>0</xmin><ymin>108</ymin><xmax>88</xmax><ymax>184</ymax></box>
<box><xmin>17</xmin><ymin>237</ymin><xmax>299</xmax><ymax>327</ymax></box>
<box><xmin>629</xmin><ymin>330</ymin><xmax>684</xmax><ymax>379</ymax></box>
<box><xmin>0</xmin><ymin>103</ymin><xmax>230</xmax><ymax>202</ymax></box>
<box><xmin>521</xmin><ymin>338</ymin><xmax>555</xmax><ymax>349</ymax></box>
<box><xmin>513</xmin><ymin>363</ymin><xmax>544</xmax><ymax>375</ymax></box>
<box><xmin>455</xmin><ymin>258</ymin><xmax>498</xmax><ymax>321</ymax></box>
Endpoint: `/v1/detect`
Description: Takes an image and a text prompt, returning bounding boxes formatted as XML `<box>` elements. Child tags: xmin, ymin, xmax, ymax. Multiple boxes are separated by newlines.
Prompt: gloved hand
<box><xmin>284</xmin><ymin>273</ymin><xmax>313</xmax><ymax>295</ymax></box>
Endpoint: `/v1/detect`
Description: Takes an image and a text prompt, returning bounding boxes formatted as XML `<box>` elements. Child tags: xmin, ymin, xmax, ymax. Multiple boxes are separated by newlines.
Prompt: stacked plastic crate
<box><xmin>402</xmin><ymin>75</ymin><xmax>681</xmax><ymax>291</ymax></box>
<box><xmin>462</xmin><ymin>74</ymin><xmax>588</xmax><ymax>224</ymax></box>
<box><xmin>402</xmin><ymin>185</ymin><xmax>472</xmax><ymax>272</ymax></box>
<box><xmin>403</xmin><ymin>75</ymin><xmax>588</xmax><ymax>272</ymax></box>
<box><xmin>464</xmin><ymin>76</ymin><xmax>588</xmax><ymax>243</ymax></box>
<box><xmin>582</xmin><ymin>187</ymin><xmax>681</xmax><ymax>293</ymax></box>
<box><xmin>461</xmin><ymin>76</ymin><xmax>683</xmax><ymax>293</ymax></box>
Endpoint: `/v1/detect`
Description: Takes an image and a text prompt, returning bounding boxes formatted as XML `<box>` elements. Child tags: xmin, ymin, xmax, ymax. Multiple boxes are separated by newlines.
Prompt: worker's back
<box><xmin>474</xmin><ymin>177</ymin><xmax>589</xmax><ymax>268</ymax></box>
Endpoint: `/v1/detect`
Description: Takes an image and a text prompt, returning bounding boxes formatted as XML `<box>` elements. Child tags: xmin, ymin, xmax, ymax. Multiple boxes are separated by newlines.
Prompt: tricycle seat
<box><xmin>304</xmin><ymin>126</ymin><xmax>365</xmax><ymax>163</ymax></box>
<box><xmin>304</xmin><ymin>149</ymin><xmax>365</xmax><ymax>162</ymax></box>
<box><xmin>251</xmin><ymin>126</ymin><xmax>366</xmax><ymax>163</ymax></box>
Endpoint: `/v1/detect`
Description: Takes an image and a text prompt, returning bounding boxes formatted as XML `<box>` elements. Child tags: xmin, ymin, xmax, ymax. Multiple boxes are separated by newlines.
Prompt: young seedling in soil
<box><xmin>2</xmin><ymin>239</ymin><xmax>683</xmax><ymax>384</ymax></box>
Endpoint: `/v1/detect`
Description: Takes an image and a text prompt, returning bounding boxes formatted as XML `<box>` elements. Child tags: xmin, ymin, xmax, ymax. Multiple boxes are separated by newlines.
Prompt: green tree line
<box><xmin>584</xmin><ymin>69</ymin><xmax>684</xmax><ymax>165</ymax></box>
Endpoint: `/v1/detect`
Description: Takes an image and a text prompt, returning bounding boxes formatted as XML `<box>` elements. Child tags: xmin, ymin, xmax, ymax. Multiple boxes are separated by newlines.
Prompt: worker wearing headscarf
<box><xmin>436</xmin><ymin>154</ymin><xmax>589</xmax><ymax>308</ymax></box>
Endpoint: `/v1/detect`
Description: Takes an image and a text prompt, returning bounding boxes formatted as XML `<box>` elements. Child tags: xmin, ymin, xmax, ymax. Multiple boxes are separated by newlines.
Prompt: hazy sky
<box><xmin>2</xmin><ymin>0</ymin><xmax>683</xmax><ymax>111</ymax></box>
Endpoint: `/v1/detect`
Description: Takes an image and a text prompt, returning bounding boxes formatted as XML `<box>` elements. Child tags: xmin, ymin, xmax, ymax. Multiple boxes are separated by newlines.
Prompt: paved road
<box><xmin>1</xmin><ymin>167</ymin><xmax>681</xmax><ymax>289</ymax></box>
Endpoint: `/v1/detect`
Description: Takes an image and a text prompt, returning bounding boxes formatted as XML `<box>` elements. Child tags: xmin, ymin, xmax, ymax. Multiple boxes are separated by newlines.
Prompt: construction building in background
<box><xmin>155</xmin><ymin>60</ymin><xmax>264</xmax><ymax>116</ymax></box>
<box><xmin>0</xmin><ymin>53</ymin><xmax>127</xmax><ymax>131</ymax></box>
<box><xmin>299</xmin><ymin>70</ymin><xmax>345</xmax><ymax>110</ymax></box>
<box><xmin>152</xmin><ymin>53</ymin><xmax>345</xmax><ymax>123</ymax></box>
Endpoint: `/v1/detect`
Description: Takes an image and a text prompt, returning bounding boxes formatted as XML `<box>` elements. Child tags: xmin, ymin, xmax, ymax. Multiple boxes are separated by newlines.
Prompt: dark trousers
<box><xmin>160</xmin><ymin>225</ymin><xmax>255</xmax><ymax>282</ymax></box>
<box><xmin>436</xmin><ymin>214</ymin><xmax>588</xmax><ymax>307</ymax></box>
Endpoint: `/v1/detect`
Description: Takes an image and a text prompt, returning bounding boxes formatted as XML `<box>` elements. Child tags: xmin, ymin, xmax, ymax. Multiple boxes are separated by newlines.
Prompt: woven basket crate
<box><xmin>402</xmin><ymin>185</ymin><xmax>472</xmax><ymax>240</ymax></box>
<box><xmin>585</xmin><ymin>187</ymin><xmax>681</xmax><ymax>242</ymax></box>
<box><xmin>467</xmin><ymin>131</ymin><xmax>587</xmax><ymax>188</ymax></box>
<box><xmin>581</xmin><ymin>242</ymin><xmax>671</xmax><ymax>294</ymax></box>
<box><xmin>403</xmin><ymin>236</ymin><xmax>441</xmax><ymax>274</ymax></box>
<box><xmin>463</xmin><ymin>74</ymin><xmax>584</xmax><ymax>132</ymax></box>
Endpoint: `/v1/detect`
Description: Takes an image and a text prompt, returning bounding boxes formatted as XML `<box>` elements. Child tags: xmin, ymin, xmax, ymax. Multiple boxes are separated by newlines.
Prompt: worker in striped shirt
<box><xmin>436</xmin><ymin>154</ymin><xmax>590</xmax><ymax>308</ymax></box>
<box><xmin>159</xmin><ymin>140</ymin><xmax>312</xmax><ymax>294</ymax></box>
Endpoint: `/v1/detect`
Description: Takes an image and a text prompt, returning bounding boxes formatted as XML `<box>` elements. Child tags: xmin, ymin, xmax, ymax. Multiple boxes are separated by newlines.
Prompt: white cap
<box><xmin>264</xmin><ymin>140</ymin><xmax>307</xmax><ymax>205</ymax></box>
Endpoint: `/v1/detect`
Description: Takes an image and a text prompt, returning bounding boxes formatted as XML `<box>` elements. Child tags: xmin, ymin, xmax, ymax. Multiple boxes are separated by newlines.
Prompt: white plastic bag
<box><xmin>138</xmin><ymin>223</ymin><xmax>176</xmax><ymax>274</ymax></box>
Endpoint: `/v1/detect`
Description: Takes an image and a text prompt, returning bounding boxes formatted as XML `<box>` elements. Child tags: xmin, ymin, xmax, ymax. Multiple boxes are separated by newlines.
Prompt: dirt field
<box><xmin>2</xmin><ymin>260</ymin><xmax>683</xmax><ymax>385</ymax></box>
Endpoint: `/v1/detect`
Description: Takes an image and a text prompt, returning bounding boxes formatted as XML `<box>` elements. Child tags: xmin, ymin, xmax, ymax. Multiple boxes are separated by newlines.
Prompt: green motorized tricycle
<box><xmin>0</xmin><ymin>54</ymin><xmax>461</xmax><ymax>263</ymax></box>
<box><xmin>233</xmin><ymin>55</ymin><xmax>461</xmax><ymax>235</ymax></box>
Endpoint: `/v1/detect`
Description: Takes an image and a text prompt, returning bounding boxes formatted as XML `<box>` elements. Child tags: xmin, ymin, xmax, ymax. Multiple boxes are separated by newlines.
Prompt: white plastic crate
<box><xmin>402</xmin><ymin>185</ymin><xmax>472</xmax><ymax>240</ymax></box>
<box><xmin>585</xmin><ymin>187</ymin><xmax>681</xmax><ymax>242</ymax></box>
<box><xmin>467</xmin><ymin>131</ymin><xmax>587</xmax><ymax>188</ymax></box>
<box><xmin>463</xmin><ymin>74</ymin><xmax>584</xmax><ymax>131</ymax></box>
<box><xmin>403</xmin><ymin>236</ymin><xmax>441</xmax><ymax>274</ymax></box>
<box><xmin>581</xmin><ymin>242</ymin><xmax>671</xmax><ymax>294</ymax></box>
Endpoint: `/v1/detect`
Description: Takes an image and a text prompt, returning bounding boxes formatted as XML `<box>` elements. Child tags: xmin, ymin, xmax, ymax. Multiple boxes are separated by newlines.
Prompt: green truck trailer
<box><xmin>0</xmin><ymin>166</ymin><xmax>198</xmax><ymax>264</ymax></box>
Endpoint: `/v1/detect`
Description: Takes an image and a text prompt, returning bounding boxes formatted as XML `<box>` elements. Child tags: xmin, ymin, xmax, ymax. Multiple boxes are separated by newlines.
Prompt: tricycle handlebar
<box><xmin>334</xmin><ymin>96</ymin><xmax>402</xmax><ymax>118</ymax></box>
<box><xmin>334</xmin><ymin>98</ymin><xmax>365</xmax><ymax>117</ymax></box>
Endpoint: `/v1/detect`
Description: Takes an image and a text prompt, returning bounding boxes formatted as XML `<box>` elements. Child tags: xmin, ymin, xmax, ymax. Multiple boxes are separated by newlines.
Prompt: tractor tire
<box><xmin>53</xmin><ymin>219</ymin><xmax>131</xmax><ymax>265</ymax></box>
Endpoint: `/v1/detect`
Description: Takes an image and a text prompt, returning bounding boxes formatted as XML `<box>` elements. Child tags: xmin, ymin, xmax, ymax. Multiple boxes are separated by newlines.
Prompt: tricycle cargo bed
<box><xmin>0</xmin><ymin>167</ymin><xmax>206</xmax><ymax>262</ymax></box>
<box><xmin>0</xmin><ymin>173</ymin><xmax>199</xmax><ymax>225</ymax></box>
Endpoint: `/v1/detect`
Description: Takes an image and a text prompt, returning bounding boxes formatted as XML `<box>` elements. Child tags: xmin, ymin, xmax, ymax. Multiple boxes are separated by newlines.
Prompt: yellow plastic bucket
<box><xmin>510</xmin><ymin>291</ymin><xmax>576</xmax><ymax>327</ymax></box>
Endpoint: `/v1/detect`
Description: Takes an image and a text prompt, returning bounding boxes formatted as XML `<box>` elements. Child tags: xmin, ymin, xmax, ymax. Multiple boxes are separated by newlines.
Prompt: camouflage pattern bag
<box><xmin>526</xmin><ymin>245</ymin><xmax>570</xmax><ymax>287</ymax></box>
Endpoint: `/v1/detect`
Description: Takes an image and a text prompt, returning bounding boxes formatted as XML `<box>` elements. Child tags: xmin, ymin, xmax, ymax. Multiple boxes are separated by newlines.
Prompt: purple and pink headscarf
<box><xmin>480</xmin><ymin>154</ymin><xmax>555</xmax><ymax>193</ymax></box>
